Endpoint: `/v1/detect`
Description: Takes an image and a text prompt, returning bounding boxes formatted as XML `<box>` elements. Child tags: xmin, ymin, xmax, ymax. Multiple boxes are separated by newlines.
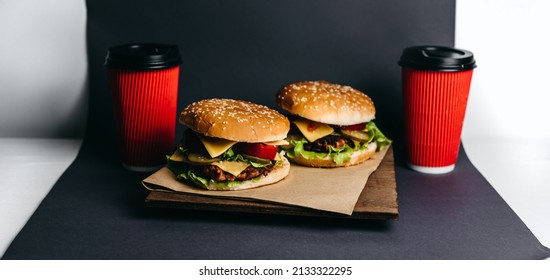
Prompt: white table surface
<box><xmin>1</xmin><ymin>137</ymin><xmax>549</xmax><ymax>258</ymax></box>
<box><xmin>462</xmin><ymin>138</ymin><xmax>550</xmax><ymax>252</ymax></box>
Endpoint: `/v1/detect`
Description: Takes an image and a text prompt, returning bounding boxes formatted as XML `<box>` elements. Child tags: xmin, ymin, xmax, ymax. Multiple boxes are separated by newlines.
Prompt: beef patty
<box><xmin>303</xmin><ymin>134</ymin><xmax>355</xmax><ymax>153</ymax></box>
<box><xmin>197</xmin><ymin>164</ymin><xmax>274</xmax><ymax>182</ymax></box>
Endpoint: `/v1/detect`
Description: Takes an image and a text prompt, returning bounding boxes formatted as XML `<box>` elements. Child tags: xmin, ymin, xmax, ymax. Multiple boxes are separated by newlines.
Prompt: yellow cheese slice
<box><xmin>169</xmin><ymin>148</ymin><xmax>186</xmax><ymax>162</ymax></box>
<box><xmin>292</xmin><ymin>119</ymin><xmax>334</xmax><ymax>142</ymax></box>
<box><xmin>263</xmin><ymin>139</ymin><xmax>290</xmax><ymax>146</ymax></box>
<box><xmin>196</xmin><ymin>134</ymin><xmax>237</xmax><ymax>158</ymax></box>
<box><xmin>211</xmin><ymin>160</ymin><xmax>250</xmax><ymax>177</ymax></box>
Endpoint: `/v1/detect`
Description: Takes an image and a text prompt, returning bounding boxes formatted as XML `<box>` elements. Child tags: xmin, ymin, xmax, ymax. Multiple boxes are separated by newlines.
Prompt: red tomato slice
<box><xmin>234</xmin><ymin>143</ymin><xmax>278</xmax><ymax>160</ymax></box>
<box><xmin>341</xmin><ymin>123</ymin><xmax>366</xmax><ymax>131</ymax></box>
<box><xmin>307</xmin><ymin>122</ymin><xmax>320</xmax><ymax>132</ymax></box>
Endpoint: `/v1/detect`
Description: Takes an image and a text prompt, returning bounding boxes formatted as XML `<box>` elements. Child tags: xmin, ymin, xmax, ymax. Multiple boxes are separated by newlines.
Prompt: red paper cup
<box><xmin>399</xmin><ymin>46</ymin><xmax>476</xmax><ymax>174</ymax></box>
<box><xmin>105</xmin><ymin>43</ymin><xmax>182</xmax><ymax>171</ymax></box>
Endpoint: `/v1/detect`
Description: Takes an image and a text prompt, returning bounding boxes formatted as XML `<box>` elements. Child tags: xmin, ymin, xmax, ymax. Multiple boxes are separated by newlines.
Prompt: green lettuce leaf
<box><xmin>286</xmin><ymin>138</ymin><xmax>356</xmax><ymax>165</ymax></box>
<box><xmin>285</xmin><ymin>121</ymin><xmax>391</xmax><ymax>164</ymax></box>
<box><xmin>364</xmin><ymin>121</ymin><xmax>392</xmax><ymax>151</ymax></box>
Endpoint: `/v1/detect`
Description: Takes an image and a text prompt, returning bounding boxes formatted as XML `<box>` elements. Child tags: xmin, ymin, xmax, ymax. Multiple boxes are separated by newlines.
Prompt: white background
<box><xmin>456</xmin><ymin>0</ymin><xmax>550</xmax><ymax>250</ymax></box>
<box><xmin>0</xmin><ymin>0</ymin><xmax>549</xmax><ymax>266</ymax></box>
<box><xmin>0</xmin><ymin>0</ymin><xmax>87</xmax><ymax>138</ymax></box>
<box><xmin>458</xmin><ymin>0</ymin><xmax>550</xmax><ymax>140</ymax></box>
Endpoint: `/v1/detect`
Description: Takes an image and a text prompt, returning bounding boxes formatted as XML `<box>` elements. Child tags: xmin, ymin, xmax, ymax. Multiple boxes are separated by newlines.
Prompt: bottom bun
<box><xmin>289</xmin><ymin>142</ymin><xmax>377</xmax><ymax>168</ymax></box>
<box><xmin>198</xmin><ymin>156</ymin><xmax>291</xmax><ymax>191</ymax></box>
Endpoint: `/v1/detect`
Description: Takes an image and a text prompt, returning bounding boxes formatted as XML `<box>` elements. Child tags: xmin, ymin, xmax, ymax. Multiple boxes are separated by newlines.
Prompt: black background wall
<box><xmin>85</xmin><ymin>0</ymin><xmax>455</xmax><ymax>158</ymax></box>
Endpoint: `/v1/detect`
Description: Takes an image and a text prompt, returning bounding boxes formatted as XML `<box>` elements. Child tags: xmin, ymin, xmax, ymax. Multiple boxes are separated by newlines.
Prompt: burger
<box><xmin>276</xmin><ymin>80</ymin><xmax>391</xmax><ymax>167</ymax></box>
<box><xmin>167</xmin><ymin>98</ymin><xmax>291</xmax><ymax>191</ymax></box>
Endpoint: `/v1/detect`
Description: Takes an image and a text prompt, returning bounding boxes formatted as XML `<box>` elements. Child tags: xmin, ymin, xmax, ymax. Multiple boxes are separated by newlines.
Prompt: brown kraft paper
<box><xmin>142</xmin><ymin>145</ymin><xmax>390</xmax><ymax>215</ymax></box>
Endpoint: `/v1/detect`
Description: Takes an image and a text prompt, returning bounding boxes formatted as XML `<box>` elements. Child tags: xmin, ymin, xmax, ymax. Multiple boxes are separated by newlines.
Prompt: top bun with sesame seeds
<box><xmin>168</xmin><ymin>98</ymin><xmax>291</xmax><ymax>191</ymax></box>
<box><xmin>276</xmin><ymin>80</ymin><xmax>375</xmax><ymax>126</ymax></box>
<box><xmin>180</xmin><ymin>98</ymin><xmax>290</xmax><ymax>143</ymax></box>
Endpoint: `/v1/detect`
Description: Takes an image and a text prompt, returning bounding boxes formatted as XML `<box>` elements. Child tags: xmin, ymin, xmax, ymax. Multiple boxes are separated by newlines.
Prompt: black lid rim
<box><xmin>104</xmin><ymin>43</ymin><xmax>182</xmax><ymax>70</ymax></box>
<box><xmin>105</xmin><ymin>61</ymin><xmax>182</xmax><ymax>71</ymax></box>
<box><xmin>398</xmin><ymin>60</ymin><xmax>477</xmax><ymax>71</ymax></box>
<box><xmin>398</xmin><ymin>45</ymin><xmax>476</xmax><ymax>71</ymax></box>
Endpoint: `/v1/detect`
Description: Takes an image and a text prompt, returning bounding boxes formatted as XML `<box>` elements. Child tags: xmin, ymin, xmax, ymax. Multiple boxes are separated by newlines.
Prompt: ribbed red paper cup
<box><xmin>399</xmin><ymin>46</ymin><xmax>476</xmax><ymax>174</ymax></box>
<box><xmin>105</xmin><ymin>43</ymin><xmax>182</xmax><ymax>172</ymax></box>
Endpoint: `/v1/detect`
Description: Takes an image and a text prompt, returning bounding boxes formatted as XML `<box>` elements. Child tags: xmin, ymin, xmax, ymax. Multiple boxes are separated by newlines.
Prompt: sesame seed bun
<box><xmin>276</xmin><ymin>81</ymin><xmax>376</xmax><ymax>126</ymax></box>
<box><xmin>179</xmin><ymin>98</ymin><xmax>290</xmax><ymax>143</ymax></box>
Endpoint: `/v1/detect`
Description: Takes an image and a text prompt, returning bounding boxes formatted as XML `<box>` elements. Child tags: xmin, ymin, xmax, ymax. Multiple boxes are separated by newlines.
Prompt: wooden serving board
<box><xmin>145</xmin><ymin>147</ymin><xmax>398</xmax><ymax>220</ymax></box>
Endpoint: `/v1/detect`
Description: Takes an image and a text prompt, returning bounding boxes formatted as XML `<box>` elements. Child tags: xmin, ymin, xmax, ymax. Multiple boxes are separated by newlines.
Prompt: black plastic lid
<box><xmin>105</xmin><ymin>43</ymin><xmax>182</xmax><ymax>70</ymax></box>
<box><xmin>398</xmin><ymin>46</ymin><xmax>476</xmax><ymax>72</ymax></box>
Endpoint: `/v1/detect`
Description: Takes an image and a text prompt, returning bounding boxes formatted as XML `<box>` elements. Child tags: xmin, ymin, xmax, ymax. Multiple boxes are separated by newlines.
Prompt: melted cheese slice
<box><xmin>196</xmin><ymin>134</ymin><xmax>237</xmax><ymax>158</ymax></box>
<box><xmin>263</xmin><ymin>139</ymin><xmax>290</xmax><ymax>146</ymax></box>
<box><xmin>211</xmin><ymin>161</ymin><xmax>250</xmax><ymax>176</ymax></box>
<box><xmin>292</xmin><ymin>119</ymin><xmax>334</xmax><ymax>142</ymax></box>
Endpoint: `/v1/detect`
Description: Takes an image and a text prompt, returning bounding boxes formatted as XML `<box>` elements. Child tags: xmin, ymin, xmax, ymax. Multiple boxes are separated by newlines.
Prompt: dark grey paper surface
<box><xmin>3</xmin><ymin>0</ymin><xmax>549</xmax><ymax>259</ymax></box>
<box><xmin>4</xmin><ymin>143</ymin><xmax>549</xmax><ymax>259</ymax></box>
